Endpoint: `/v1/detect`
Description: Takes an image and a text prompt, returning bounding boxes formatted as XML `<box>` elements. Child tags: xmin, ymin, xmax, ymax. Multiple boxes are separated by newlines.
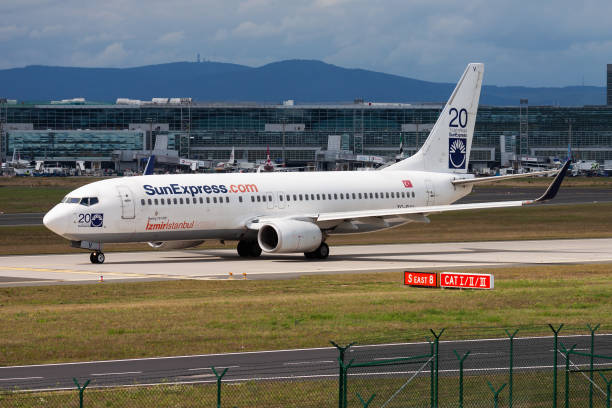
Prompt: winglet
<box><xmin>533</xmin><ymin>160</ymin><xmax>571</xmax><ymax>202</ymax></box>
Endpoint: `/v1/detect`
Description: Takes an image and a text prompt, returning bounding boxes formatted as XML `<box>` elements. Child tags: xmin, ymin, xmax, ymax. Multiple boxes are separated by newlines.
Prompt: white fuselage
<box><xmin>43</xmin><ymin>170</ymin><xmax>473</xmax><ymax>244</ymax></box>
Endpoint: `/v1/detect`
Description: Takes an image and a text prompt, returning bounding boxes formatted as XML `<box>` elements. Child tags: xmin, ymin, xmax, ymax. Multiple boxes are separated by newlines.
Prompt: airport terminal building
<box><xmin>1</xmin><ymin>99</ymin><xmax>612</xmax><ymax>172</ymax></box>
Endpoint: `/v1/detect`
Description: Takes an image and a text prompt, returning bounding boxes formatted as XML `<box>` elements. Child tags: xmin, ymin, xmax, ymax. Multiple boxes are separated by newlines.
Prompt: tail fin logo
<box><xmin>449</xmin><ymin>138</ymin><xmax>467</xmax><ymax>169</ymax></box>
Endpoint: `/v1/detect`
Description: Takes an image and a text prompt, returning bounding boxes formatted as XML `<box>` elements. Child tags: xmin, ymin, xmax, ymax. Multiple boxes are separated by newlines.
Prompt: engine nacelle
<box><xmin>147</xmin><ymin>240</ymin><xmax>205</xmax><ymax>250</ymax></box>
<box><xmin>257</xmin><ymin>220</ymin><xmax>322</xmax><ymax>253</ymax></box>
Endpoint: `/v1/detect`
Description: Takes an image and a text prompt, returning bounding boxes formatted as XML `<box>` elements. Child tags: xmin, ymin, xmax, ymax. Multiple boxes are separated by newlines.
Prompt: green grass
<box><xmin>1</xmin><ymin>202</ymin><xmax>611</xmax><ymax>255</ymax></box>
<box><xmin>0</xmin><ymin>264</ymin><xmax>610</xmax><ymax>366</ymax></box>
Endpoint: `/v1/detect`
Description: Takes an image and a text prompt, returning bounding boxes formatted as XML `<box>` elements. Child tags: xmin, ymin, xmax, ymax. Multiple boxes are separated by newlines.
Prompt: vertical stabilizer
<box><xmin>383</xmin><ymin>63</ymin><xmax>484</xmax><ymax>173</ymax></box>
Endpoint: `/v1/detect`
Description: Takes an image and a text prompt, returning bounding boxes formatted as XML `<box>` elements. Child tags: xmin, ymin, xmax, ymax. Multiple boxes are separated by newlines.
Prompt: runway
<box><xmin>2</xmin><ymin>334</ymin><xmax>611</xmax><ymax>390</ymax></box>
<box><xmin>0</xmin><ymin>238</ymin><xmax>610</xmax><ymax>286</ymax></box>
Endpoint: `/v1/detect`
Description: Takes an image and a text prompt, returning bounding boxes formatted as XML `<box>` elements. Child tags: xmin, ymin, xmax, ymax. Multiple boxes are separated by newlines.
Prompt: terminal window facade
<box><xmin>4</xmin><ymin>103</ymin><xmax>612</xmax><ymax>163</ymax></box>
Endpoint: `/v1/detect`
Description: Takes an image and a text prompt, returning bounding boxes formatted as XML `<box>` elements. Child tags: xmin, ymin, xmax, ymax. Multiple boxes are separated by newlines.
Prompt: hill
<box><xmin>0</xmin><ymin>60</ymin><xmax>604</xmax><ymax>106</ymax></box>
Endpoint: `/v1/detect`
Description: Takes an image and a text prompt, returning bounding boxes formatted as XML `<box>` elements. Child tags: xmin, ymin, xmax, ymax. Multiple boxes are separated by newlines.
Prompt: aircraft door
<box><xmin>117</xmin><ymin>185</ymin><xmax>135</xmax><ymax>219</ymax></box>
<box><xmin>425</xmin><ymin>179</ymin><xmax>436</xmax><ymax>206</ymax></box>
<box><xmin>277</xmin><ymin>191</ymin><xmax>285</xmax><ymax>209</ymax></box>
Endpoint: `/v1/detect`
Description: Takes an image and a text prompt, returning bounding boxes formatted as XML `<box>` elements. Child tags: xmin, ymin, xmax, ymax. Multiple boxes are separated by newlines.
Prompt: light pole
<box><xmin>0</xmin><ymin>98</ymin><xmax>6</xmax><ymax>168</ymax></box>
<box><xmin>565</xmin><ymin>118</ymin><xmax>575</xmax><ymax>160</ymax></box>
<box><xmin>281</xmin><ymin>117</ymin><xmax>287</xmax><ymax>165</ymax></box>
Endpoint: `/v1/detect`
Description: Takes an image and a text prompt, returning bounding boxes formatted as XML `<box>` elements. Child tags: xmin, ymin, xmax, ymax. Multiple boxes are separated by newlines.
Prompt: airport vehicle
<box><xmin>43</xmin><ymin>63</ymin><xmax>570</xmax><ymax>264</ymax></box>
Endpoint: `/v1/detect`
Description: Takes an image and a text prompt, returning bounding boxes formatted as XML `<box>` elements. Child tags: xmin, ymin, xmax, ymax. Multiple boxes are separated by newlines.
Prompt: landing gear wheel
<box><xmin>248</xmin><ymin>241</ymin><xmax>262</xmax><ymax>257</ymax></box>
<box><xmin>304</xmin><ymin>242</ymin><xmax>329</xmax><ymax>259</ymax></box>
<box><xmin>90</xmin><ymin>252</ymin><xmax>105</xmax><ymax>264</ymax></box>
<box><xmin>237</xmin><ymin>241</ymin><xmax>250</xmax><ymax>257</ymax></box>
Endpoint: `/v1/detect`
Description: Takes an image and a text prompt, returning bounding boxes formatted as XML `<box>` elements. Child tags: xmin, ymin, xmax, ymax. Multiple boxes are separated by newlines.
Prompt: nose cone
<box><xmin>43</xmin><ymin>206</ymin><xmax>67</xmax><ymax>236</ymax></box>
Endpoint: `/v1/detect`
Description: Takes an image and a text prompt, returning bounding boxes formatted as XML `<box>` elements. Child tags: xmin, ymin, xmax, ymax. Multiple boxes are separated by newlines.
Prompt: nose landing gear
<box><xmin>90</xmin><ymin>252</ymin><xmax>105</xmax><ymax>264</ymax></box>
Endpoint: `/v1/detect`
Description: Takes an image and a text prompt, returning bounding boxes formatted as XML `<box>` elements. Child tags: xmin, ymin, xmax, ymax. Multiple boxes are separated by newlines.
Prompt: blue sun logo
<box><xmin>449</xmin><ymin>138</ymin><xmax>466</xmax><ymax>169</ymax></box>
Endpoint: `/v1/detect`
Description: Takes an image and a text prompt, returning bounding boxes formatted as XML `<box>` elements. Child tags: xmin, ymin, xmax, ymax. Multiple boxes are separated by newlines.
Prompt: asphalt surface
<box><xmin>1</xmin><ymin>238</ymin><xmax>611</xmax><ymax>286</ymax></box>
<box><xmin>0</xmin><ymin>187</ymin><xmax>609</xmax><ymax>227</ymax></box>
<box><xmin>1</xmin><ymin>334</ymin><xmax>611</xmax><ymax>391</ymax></box>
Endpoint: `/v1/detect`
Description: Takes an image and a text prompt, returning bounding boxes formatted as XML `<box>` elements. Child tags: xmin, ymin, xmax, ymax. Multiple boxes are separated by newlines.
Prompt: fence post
<box><xmin>453</xmin><ymin>350</ymin><xmax>471</xmax><ymax>408</ymax></box>
<box><xmin>560</xmin><ymin>343</ymin><xmax>577</xmax><ymax>408</ymax></box>
<box><xmin>331</xmin><ymin>341</ymin><xmax>354</xmax><ymax>408</ymax></box>
<box><xmin>430</xmin><ymin>328</ymin><xmax>445</xmax><ymax>408</ymax></box>
<box><xmin>211</xmin><ymin>366</ymin><xmax>229</xmax><ymax>408</ymax></box>
<box><xmin>73</xmin><ymin>378</ymin><xmax>90</xmax><ymax>408</ymax></box>
<box><xmin>599</xmin><ymin>373</ymin><xmax>612</xmax><ymax>408</ymax></box>
<box><xmin>427</xmin><ymin>338</ymin><xmax>434</xmax><ymax>408</ymax></box>
<box><xmin>549</xmin><ymin>323</ymin><xmax>564</xmax><ymax>408</ymax></box>
<box><xmin>505</xmin><ymin>329</ymin><xmax>519</xmax><ymax>408</ymax></box>
<box><xmin>356</xmin><ymin>393</ymin><xmax>376</xmax><ymax>408</ymax></box>
<box><xmin>487</xmin><ymin>381</ymin><xmax>507</xmax><ymax>408</ymax></box>
<box><xmin>587</xmin><ymin>324</ymin><xmax>600</xmax><ymax>408</ymax></box>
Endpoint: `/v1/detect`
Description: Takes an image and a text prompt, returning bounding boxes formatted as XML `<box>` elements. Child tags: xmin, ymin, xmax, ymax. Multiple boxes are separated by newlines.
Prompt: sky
<box><xmin>1</xmin><ymin>0</ymin><xmax>611</xmax><ymax>87</ymax></box>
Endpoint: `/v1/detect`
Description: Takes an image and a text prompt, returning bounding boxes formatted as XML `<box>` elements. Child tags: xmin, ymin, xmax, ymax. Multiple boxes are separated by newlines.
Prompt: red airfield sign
<box><xmin>440</xmin><ymin>272</ymin><xmax>494</xmax><ymax>290</ymax></box>
<box><xmin>404</xmin><ymin>271</ymin><xmax>438</xmax><ymax>288</ymax></box>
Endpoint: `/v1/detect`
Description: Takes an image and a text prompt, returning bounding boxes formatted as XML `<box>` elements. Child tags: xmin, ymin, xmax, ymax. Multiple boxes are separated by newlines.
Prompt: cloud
<box><xmin>157</xmin><ymin>31</ymin><xmax>185</xmax><ymax>45</ymax></box>
<box><xmin>1</xmin><ymin>0</ymin><xmax>612</xmax><ymax>86</ymax></box>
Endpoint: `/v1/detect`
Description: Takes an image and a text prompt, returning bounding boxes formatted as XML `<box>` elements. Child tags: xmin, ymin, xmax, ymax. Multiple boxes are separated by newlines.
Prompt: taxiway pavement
<box><xmin>0</xmin><ymin>238</ymin><xmax>610</xmax><ymax>286</ymax></box>
<box><xmin>2</xmin><ymin>334</ymin><xmax>611</xmax><ymax>390</ymax></box>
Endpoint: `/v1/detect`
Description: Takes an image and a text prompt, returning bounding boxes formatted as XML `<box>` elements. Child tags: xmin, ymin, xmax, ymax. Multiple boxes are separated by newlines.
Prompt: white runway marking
<box><xmin>91</xmin><ymin>371</ymin><xmax>142</xmax><ymax>376</ymax></box>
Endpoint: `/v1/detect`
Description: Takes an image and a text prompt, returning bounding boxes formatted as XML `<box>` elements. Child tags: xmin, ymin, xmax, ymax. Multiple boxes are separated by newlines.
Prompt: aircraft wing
<box><xmin>247</xmin><ymin>160</ymin><xmax>570</xmax><ymax>230</ymax></box>
<box><xmin>316</xmin><ymin>160</ymin><xmax>570</xmax><ymax>223</ymax></box>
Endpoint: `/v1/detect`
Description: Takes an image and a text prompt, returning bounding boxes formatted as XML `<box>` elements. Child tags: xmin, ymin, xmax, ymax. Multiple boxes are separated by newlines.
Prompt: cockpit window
<box><xmin>78</xmin><ymin>197</ymin><xmax>99</xmax><ymax>206</ymax></box>
<box><xmin>62</xmin><ymin>196</ymin><xmax>81</xmax><ymax>204</ymax></box>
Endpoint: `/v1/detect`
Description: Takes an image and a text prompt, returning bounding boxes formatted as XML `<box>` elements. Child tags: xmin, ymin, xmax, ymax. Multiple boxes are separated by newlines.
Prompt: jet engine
<box><xmin>257</xmin><ymin>220</ymin><xmax>322</xmax><ymax>253</ymax></box>
<box><xmin>147</xmin><ymin>240</ymin><xmax>205</xmax><ymax>250</ymax></box>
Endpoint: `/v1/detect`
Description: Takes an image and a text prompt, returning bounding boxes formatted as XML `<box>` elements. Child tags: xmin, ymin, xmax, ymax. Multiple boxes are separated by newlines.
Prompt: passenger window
<box><xmin>305</xmin><ymin>195</ymin><xmax>309</xmax><ymax>201</ymax></box>
<box><xmin>374</xmin><ymin>193</ymin><xmax>378</xmax><ymax>199</ymax></box>
<box><xmin>251</xmin><ymin>196</ymin><xmax>255</xmax><ymax>202</ymax></box>
<box><xmin>352</xmin><ymin>193</ymin><xmax>356</xmax><ymax>199</ymax></box>
<box><xmin>412</xmin><ymin>191</ymin><xmax>415</xmax><ymax>198</ymax></box>
<box><xmin>213</xmin><ymin>197</ymin><xmax>217</xmax><ymax>203</ymax></box>
<box><xmin>186</xmin><ymin>198</ymin><xmax>190</xmax><ymax>204</ymax></box>
<box><xmin>154</xmin><ymin>199</ymin><xmax>159</xmax><ymax>205</ymax></box>
<box><xmin>322</xmin><ymin>194</ymin><xmax>326</xmax><ymax>200</ymax></box>
<box><xmin>161</xmin><ymin>198</ymin><xmax>165</xmax><ymax>205</ymax></box>
<box><xmin>179</xmin><ymin>198</ymin><xmax>184</xmax><ymax>204</ymax></box>
<box><xmin>293</xmin><ymin>194</ymin><xmax>297</xmax><ymax>201</ymax></box>
<box><xmin>369</xmin><ymin>193</ymin><xmax>373</xmax><ymax>199</ymax></box>
<box><xmin>316</xmin><ymin>194</ymin><xmax>320</xmax><ymax>200</ymax></box>
<box><xmin>286</xmin><ymin>195</ymin><xmax>291</xmax><ymax>201</ymax></box>
<box><xmin>257</xmin><ymin>196</ymin><xmax>261</xmax><ymax>202</ymax></box>
<box><xmin>206</xmin><ymin>197</ymin><xmax>210</xmax><ymax>203</ymax></box>
<box><xmin>279</xmin><ymin>195</ymin><xmax>283</xmax><ymax>201</ymax></box>
<box><xmin>340</xmin><ymin>193</ymin><xmax>344</xmax><ymax>199</ymax></box>
<box><xmin>148</xmin><ymin>199</ymin><xmax>153</xmax><ymax>205</ymax></box>
<box><xmin>141</xmin><ymin>199</ymin><xmax>145</xmax><ymax>205</ymax></box>
<box><xmin>386</xmin><ymin>192</ymin><xmax>389</xmax><ymax>198</ymax></box>
<box><xmin>226</xmin><ymin>197</ymin><xmax>229</xmax><ymax>203</ymax></box>
<box><xmin>334</xmin><ymin>194</ymin><xmax>338</xmax><ymax>200</ymax></box>
<box><xmin>173</xmin><ymin>198</ymin><xmax>178</xmax><ymax>204</ymax></box>
<box><xmin>391</xmin><ymin>192</ymin><xmax>395</xmax><ymax>198</ymax></box>
<box><xmin>358</xmin><ymin>193</ymin><xmax>362</xmax><ymax>199</ymax></box>
<box><xmin>311</xmin><ymin>194</ymin><xmax>315</xmax><ymax>200</ymax></box>
<box><xmin>167</xmin><ymin>199</ymin><xmax>172</xmax><ymax>205</ymax></box>
<box><xmin>268</xmin><ymin>195</ymin><xmax>272</xmax><ymax>201</ymax></box>
<box><xmin>199</xmin><ymin>197</ymin><xmax>203</xmax><ymax>204</ymax></box>
<box><xmin>239</xmin><ymin>196</ymin><xmax>243</xmax><ymax>203</ymax></box>
<box><xmin>299</xmin><ymin>194</ymin><xmax>303</xmax><ymax>200</ymax></box>
<box><xmin>262</xmin><ymin>196</ymin><xmax>267</xmax><ymax>202</ymax></box>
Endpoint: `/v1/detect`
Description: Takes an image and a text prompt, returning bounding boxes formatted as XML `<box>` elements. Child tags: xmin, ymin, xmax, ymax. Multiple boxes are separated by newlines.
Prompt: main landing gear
<box><xmin>237</xmin><ymin>240</ymin><xmax>262</xmax><ymax>258</ymax></box>
<box><xmin>90</xmin><ymin>251</ymin><xmax>105</xmax><ymax>264</ymax></box>
<box><xmin>304</xmin><ymin>242</ymin><xmax>329</xmax><ymax>259</ymax></box>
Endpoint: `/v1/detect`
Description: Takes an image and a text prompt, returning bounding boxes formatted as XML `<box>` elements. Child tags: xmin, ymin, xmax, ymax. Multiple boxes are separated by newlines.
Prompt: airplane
<box><xmin>214</xmin><ymin>147</ymin><xmax>238</xmax><ymax>171</ymax></box>
<box><xmin>256</xmin><ymin>146</ymin><xmax>278</xmax><ymax>172</ymax></box>
<box><xmin>43</xmin><ymin>63</ymin><xmax>570</xmax><ymax>264</ymax></box>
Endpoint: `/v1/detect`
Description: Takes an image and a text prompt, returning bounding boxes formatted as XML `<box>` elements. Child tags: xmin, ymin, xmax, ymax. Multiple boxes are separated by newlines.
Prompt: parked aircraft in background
<box><xmin>43</xmin><ymin>63</ymin><xmax>570</xmax><ymax>264</ymax></box>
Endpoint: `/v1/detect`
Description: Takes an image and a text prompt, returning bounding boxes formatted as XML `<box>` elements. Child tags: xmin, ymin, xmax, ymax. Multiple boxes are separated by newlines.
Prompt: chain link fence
<box><xmin>2</xmin><ymin>323</ymin><xmax>611</xmax><ymax>407</ymax></box>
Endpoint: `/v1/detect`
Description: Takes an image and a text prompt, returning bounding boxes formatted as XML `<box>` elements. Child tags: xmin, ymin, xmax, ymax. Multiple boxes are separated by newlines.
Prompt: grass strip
<box><xmin>0</xmin><ymin>264</ymin><xmax>610</xmax><ymax>366</ymax></box>
<box><xmin>0</xmin><ymin>202</ymin><xmax>611</xmax><ymax>255</ymax></box>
